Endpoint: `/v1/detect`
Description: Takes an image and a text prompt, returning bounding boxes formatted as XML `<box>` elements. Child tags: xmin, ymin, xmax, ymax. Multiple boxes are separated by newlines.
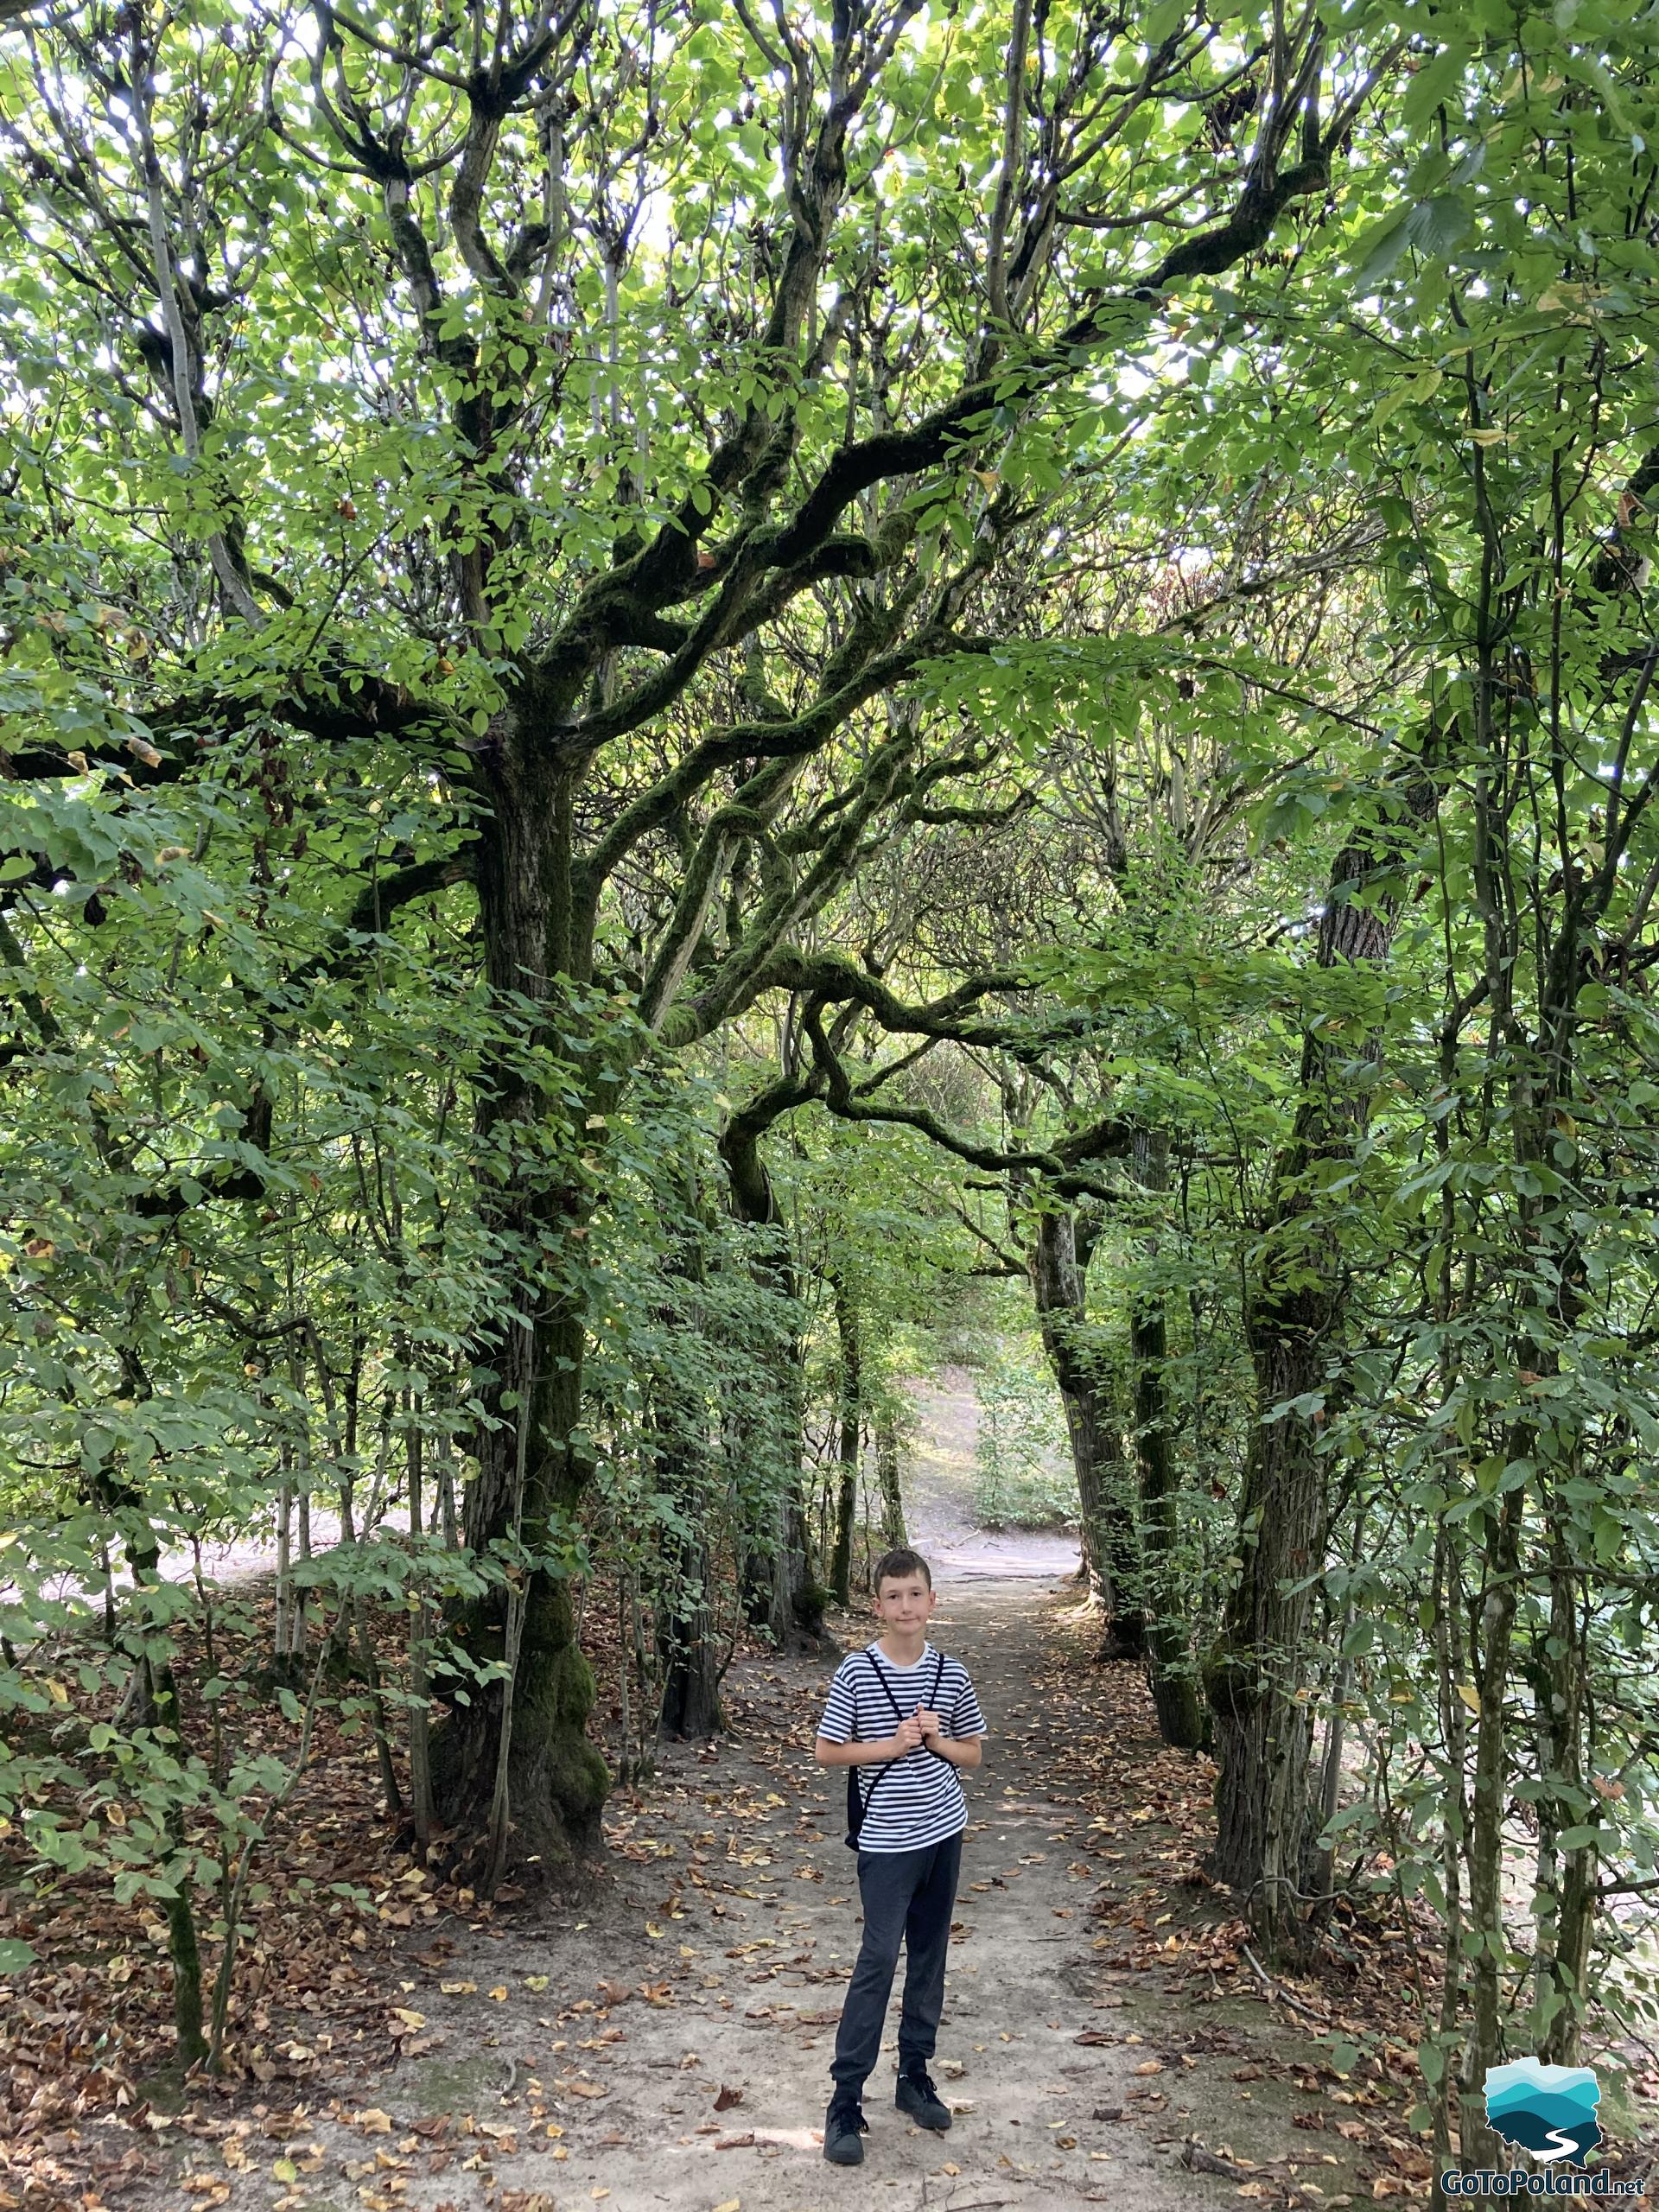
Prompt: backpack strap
<box><xmin>862</xmin><ymin>1646</ymin><xmax>950</xmax><ymax>1761</ymax></box>
<box><xmin>862</xmin><ymin>1645</ymin><xmax>907</xmax><ymax>1727</ymax></box>
<box><xmin>865</xmin><ymin>1645</ymin><xmax>947</xmax><ymax>1714</ymax></box>
<box><xmin>845</xmin><ymin>1649</ymin><xmax>951</xmax><ymax>1847</ymax></box>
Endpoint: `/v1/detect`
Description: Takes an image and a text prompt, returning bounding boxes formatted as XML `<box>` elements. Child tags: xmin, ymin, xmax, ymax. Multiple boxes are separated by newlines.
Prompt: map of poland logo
<box><xmin>1484</xmin><ymin>2059</ymin><xmax>1603</xmax><ymax>2165</ymax></box>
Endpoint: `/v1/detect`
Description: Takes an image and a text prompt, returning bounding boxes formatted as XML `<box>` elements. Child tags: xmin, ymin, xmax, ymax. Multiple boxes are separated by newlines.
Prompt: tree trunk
<box><xmin>657</xmin><ymin>1510</ymin><xmax>721</xmax><ymax>1740</ymax></box>
<box><xmin>1128</xmin><ymin>1132</ymin><xmax>1205</xmax><ymax>1750</ymax></box>
<box><xmin>720</xmin><ymin>1089</ymin><xmax>828</xmax><ymax>1650</ymax></box>
<box><xmin>429</xmin><ymin>747</ymin><xmax>609</xmax><ymax>1876</ymax></box>
<box><xmin>405</xmin><ymin>1396</ymin><xmax>435</xmax><ymax>1856</ymax></box>
<box><xmin>830</xmin><ymin>1268</ymin><xmax>861</xmax><ymax>1605</ymax></box>
<box><xmin>1026</xmin><ymin>1204</ymin><xmax>1145</xmax><ymax>1656</ymax></box>
<box><xmin>745</xmin><ymin>1481</ymin><xmax>827</xmax><ymax>1645</ymax></box>
<box><xmin>1207</xmin><ymin>766</ymin><xmax>1433</xmax><ymax>1946</ymax></box>
<box><xmin>655</xmin><ymin>1185</ymin><xmax>726</xmax><ymax>1743</ymax></box>
<box><xmin>431</xmin><ymin>1301</ymin><xmax>609</xmax><ymax>1871</ymax></box>
<box><xmin>874</xmin><ymin>1409</ymin><xmax>906</xmax><ymax>1548</ymax></box>
<box><xmin>1459</xmin><ymin>1483</ymin><xmax>1522</xmax><ymax>2171</ymax></box>
<box><xmin>1533</xmin><ymin>1518</ymin><xmax>1594</xmax><ymax>2064</ymax></box>
<box><xmin>1205</xmin><ymin>1321</ymin><xmax>1325</xmax><ymax>1936</ymax></box>
<box><xmin>162</xmin><ymin>1880</ymin><xmax>207</xmax><ymax>2070</ymax></box>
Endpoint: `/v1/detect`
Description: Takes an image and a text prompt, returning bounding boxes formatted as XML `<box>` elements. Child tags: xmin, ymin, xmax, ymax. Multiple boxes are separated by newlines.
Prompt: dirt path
<box><xmin>904</xmin><ymin>1370</ymin><xmax>1082</xmax><ymax>1582</ymax></box>
<box><xmin>124</xmin><ymin>1378</ymin><xmax>1408</xmax><ymax>2212</ymax></box>
<box><xmin>126</xmin><ymin>1568</ymin><xmax>1414</xmax><ymax>2212</ymax></box>
<box><xmin>245</xmin><ymin>1575</ymin><xmax>1259</xmax><ymax>2212</ymax></box>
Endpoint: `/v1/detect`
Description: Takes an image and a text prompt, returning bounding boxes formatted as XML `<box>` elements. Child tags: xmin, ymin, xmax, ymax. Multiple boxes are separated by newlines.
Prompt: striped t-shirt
<box><xmin>817</xmin><ymin>1643</ymin><xmax>987</xmax><ymax>1853</ymax></box>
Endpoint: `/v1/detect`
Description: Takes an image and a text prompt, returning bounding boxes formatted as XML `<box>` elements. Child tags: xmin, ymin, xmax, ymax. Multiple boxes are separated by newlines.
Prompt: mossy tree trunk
<box><xmin>1128</xmin><ymin>1130</ymin><xmax>1205</xmax><ymax>1750</ymax></box>
<box><xmin>1027</xmin><ymin>1202</ymin><xmax>1145</xmax><ymax>1655</ymax></box>
<box><xmin>1206</xmin><ymin>777</ymin><xmax>1432</xmax><ymax>1947</ymax></box>
<box><xmin>721</xmin><ymin>1077</ymin><xmax>828</xmax><ymax>1650</ymax></box>
<box><xmin>429</xmin><ymin>734</ymin><xmax>609</xmax><ymax>1876</ymax></box>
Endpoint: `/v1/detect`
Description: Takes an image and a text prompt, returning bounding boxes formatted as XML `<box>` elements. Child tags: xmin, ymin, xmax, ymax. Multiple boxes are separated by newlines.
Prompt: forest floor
<box><xmin>6</xmin><ymin>1381</ymin><xmax>1458</xmax><ymax>2212</ymax></box>
<box><xmin>67</xmin><ymin>1574</ymin><xmax>1440</xmax><ymax>2212</ymax></box>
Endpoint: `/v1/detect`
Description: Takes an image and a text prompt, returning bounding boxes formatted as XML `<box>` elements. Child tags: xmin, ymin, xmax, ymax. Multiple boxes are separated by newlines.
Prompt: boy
<box><xmin>812</xmin><ymin>1547</ymin><xmax>986</xmax><ymax>2167</ymax></box>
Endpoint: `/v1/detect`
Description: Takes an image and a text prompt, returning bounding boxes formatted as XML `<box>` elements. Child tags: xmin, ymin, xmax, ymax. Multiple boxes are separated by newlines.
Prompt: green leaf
<box><xmin>1556</xmin><ymin>1826</ymin><xmax>1603</xmax><ymax>1851</ymax></box>
<box><xmin>1352</xmin><ymin>215</ymin><xmax>1411</xmax><ymax>291</ymax></box>
<box><xmin>1403</xmin><ymin>194</ymin><xmax>1471</xmax><ymax>258</ymax></box>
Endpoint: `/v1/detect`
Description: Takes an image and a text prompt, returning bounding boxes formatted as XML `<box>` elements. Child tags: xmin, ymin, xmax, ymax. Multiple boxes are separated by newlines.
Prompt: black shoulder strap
<box><xmin>863</xmin><ymin>1646</ymin><xmax>906</xmax><ymax>1726</ymax></box>
<box><xmin>864</xmin><ymin>1647</ymin><xmax>950</xmax><ymax>1740</ymax></box>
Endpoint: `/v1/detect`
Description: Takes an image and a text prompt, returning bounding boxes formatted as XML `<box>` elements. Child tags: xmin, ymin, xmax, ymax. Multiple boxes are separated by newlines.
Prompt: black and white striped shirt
<box><xmin>817</xmin><ymin>1643</ymin><xmax>987</xmax><ymax>1854</ymax></box>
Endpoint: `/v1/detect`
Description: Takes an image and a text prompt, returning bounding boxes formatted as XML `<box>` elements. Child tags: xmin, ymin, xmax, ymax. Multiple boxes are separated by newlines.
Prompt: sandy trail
<box><xmin>136</xmin><ymin>1376</ymin><xmax>1338</xmax><ymax>2212</ymax></box>
<box><xmin>281</xmin><ymin>1573</ymin><xmax>1246</xmax><ymax>2212</ymax></box>
<box><xmin>904</xmin><ymin>1369</ymin><xmax>1083</xmax><ymax>1583</ymax></box>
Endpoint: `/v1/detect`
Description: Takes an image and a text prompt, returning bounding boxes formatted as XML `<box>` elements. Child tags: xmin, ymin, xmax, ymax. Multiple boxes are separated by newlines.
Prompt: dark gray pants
<box><xmin>830</xmin><ymin>1831</ymin><xmax>963</xmax><ymax>2094</ymax></box>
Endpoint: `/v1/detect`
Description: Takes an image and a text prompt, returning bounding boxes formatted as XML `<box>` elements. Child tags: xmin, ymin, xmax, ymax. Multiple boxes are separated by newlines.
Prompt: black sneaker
<box><xmin>895</xmin><ymin>2065</ymin><xmax>952</xmax><ymax>2130</ymax></box>
<box><xmin>823</xmin><ymin>2094</ymin><xmax>868</xmax><ymax>2164</ymax></box>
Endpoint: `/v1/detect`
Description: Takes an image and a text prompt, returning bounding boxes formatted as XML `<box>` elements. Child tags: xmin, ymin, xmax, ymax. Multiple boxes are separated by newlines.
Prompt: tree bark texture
<box><xmin>1027</xmin><ymin>1204</ymin><xmax>1146</xmax><ymax>1656</ymax></box>
<box><xmin>429</xmin><ymin>743</ymin><xmax>608</xmax><ymax>1873</ymax></box>
<box><xmin>720</xmin><ymin>1090</ymin><xmax>829</xmax><ymax>1650</ymax></box>
<box><xmin>830</xmin><ymin>1269</ymin><xmax>861</xmax><ymax>1605</ymax></box>
<box><xmin>654</xmin><ymin>1185</ymin><xmax>726</xmax><ymax>1743</ymax></box>
<box><xmin>1128</xmin><ymin>1131</ymin><xmax>1205</xmax><ymax>1750</ymax></box>
<box><xmin>1459</xmin><ymin>1484</ymin><xmax>1522</xmax><ymax>2172</ymax></box>
<box><xmin>656</xmin><ymin>1459</ymin><xmax>722</xmax><ymax>1741</ymax></box>
<box><xmin>1206</xmin><ymin>780</ymin><xmax>1431</xmax><ymax>1945</ymax></box>
<box><xmin>1533</xmin><ymin>1522</ymin><xmax>1594</xmax><ymax>2064</ymax></box>
<box><xmin>875</xmin><ymin>1410</ymin><xmax>906</xmax><ymax>1548</ymax></box>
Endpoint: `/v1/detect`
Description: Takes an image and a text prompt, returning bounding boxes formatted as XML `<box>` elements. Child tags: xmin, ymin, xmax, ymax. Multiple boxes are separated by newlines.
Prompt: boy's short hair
<box><xmin>872</xmin><ymin>1546</ymin><xmax>932</xmax><ymax>1592</ymax></box>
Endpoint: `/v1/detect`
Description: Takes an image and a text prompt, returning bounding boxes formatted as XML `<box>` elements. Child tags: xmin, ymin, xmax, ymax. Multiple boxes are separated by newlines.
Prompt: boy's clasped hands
<box><xmin>891</xmin><ymin>1706</ymin><xmax>942</xmax><ymax>1754</ymax></box>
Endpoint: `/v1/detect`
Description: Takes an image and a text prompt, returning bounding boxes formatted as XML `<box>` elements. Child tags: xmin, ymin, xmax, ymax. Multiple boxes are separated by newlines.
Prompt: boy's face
<box><xmin>874</xmin><ymin>1573</ymin><xmax>937</xmax><ymax>1633</ymax></box>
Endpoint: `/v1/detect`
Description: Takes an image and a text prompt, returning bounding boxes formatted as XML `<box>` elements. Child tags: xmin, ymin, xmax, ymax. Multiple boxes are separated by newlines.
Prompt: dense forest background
<box><xmin>4</xmin><ymin>0</ymin><xmax>1659</xmax><ymax>2190</ymax></box>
